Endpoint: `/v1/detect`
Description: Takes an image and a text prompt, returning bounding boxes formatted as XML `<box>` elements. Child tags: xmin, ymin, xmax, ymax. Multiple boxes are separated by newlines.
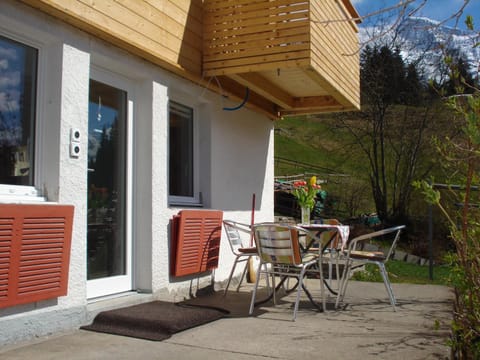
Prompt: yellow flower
<box><xmin>309</xmin><ymin>176</ymin><xmax>317</xmax><ymax>187</ymax></box>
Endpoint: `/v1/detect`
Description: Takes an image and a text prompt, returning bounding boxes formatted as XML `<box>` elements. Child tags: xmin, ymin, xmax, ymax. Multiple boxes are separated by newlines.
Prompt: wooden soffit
<box><xmin>20</xmin><ymin>0</ymin><xmax>361</xmax><ymax>120</ymax></box>
<box><xmin>203</xmin><ymin>0</ymin><xmax>362</xmax><ymax>118</ymax></box>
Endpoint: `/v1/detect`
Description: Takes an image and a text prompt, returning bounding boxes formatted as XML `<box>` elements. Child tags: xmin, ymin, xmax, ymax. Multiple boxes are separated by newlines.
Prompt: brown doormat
<box><xmin>81</xmin><ymin>301</ymin><xmax>229</xmax><ymax>341</ymax></box>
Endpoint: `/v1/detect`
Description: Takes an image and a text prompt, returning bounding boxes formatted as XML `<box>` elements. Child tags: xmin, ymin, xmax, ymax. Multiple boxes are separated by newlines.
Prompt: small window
<box><xmin>0</xmin><ymin>35</ymin><xmax>37</xmax><ymax>186</ymax></box>
<box><xmin>169</xmin><ymin>101</ymin><xmax>199</xmax><ymax>205</ymax></box>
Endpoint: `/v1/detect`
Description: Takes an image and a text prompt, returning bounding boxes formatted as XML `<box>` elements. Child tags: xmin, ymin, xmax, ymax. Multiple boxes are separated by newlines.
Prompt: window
<box><xmin>169</xmin><ymin>101</ymin><xmax>199</xmax><ymax>205</ymax></box>
<box><xmin>0</xmin><ymin>35</ymin><xmax>37</xmax><ymax>186</ymax></box>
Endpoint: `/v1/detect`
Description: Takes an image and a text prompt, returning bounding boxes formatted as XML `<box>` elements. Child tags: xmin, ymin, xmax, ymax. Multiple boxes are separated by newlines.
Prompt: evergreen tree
<box><xmin>404</xmin><ymin>63</ymin><xmax>424</xmax><ymax>105</ymax></box>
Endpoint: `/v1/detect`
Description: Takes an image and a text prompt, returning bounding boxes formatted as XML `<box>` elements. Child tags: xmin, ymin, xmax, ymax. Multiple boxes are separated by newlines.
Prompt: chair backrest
<box><xmin>348</xmin><ymin>225</ymin><xmax>406</xmax><ymax>260</ymax></box>
<box><xmin>252</xmin><ymin>223</ymin><xmax>302</xmax><ymax>265</ymax></box>
<box><xmin>223</xmin><ymin>220</ymin><xmax>253</xmax><ymax>254</ymax></box>
<box><xmin>311</xmin><ymin>218</ymin><xmax>342</xmax><ymax>249</ymax></box>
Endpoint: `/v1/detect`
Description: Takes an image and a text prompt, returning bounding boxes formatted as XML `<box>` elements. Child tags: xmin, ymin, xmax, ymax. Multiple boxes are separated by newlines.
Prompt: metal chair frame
<box><xmin>249</xmin><ymin>222</ymin><xmax>326</xmax><ymax>321</ymax></box>
<box><xmin>336</xmin><ymin>225</ymin><xmax>406</xmax><ymax>311</ymax></box>
<box><xmin>222</xmin><ymin>220</ymin><xmax>259</xmax><ymax>295</ymax></box>
<box><xmin>309</xmin><ymin>219</ymin><xmax>344</xmax><ymax>293</ymax></box>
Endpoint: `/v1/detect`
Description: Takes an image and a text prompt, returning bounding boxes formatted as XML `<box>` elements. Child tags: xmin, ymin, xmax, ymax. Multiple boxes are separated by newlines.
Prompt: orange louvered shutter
<box><xmin>0</xmin><ymin>204</ymin><xmax>74</xmax><ymax>309</ymax></box>
<box><xmin>171</xmin><ymin>210</ymin><xmax>223</xmax><ymax>277</ymax></box>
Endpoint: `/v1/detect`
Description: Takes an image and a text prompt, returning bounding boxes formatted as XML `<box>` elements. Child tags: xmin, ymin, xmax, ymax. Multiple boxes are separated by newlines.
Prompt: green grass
<box><xmin>275</xmin><ymin>118</ymin><xmax>365</xmax><ymax>176</ymax></box>
<box><xmin>351</xmin><ymin>260</ymin><xmax>452</xmax><ymax>286</ymax></box>
<box><xmin>275</xmin><ymin>116</ymin><xmax>455</xmax><ymax>286</ymax></box>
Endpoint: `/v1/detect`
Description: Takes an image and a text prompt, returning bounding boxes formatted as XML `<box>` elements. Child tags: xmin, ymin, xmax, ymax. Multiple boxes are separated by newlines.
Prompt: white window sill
<box><xmin>0</xmin><ymin>185</ymin><xmax>46</xmax><ymax>203</ymax></box>
<box><xmin>169</xmin><ymin>201</ymin><xmax>204</xmax><ymax>208</ymax></box>
<box><xmin>0</xmin><ymin>195</ymin><xmax>47</xmax><ymax>203</ymax></box>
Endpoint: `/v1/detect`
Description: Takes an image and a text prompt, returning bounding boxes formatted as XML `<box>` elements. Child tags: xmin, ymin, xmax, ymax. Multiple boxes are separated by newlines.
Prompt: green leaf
<box><xmin>465</xmin><ymin>15</ymin><xmax>474</xmax><ymax>31</ymax></box>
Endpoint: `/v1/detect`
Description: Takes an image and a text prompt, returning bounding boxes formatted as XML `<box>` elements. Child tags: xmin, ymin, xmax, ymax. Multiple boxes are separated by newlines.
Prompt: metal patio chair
<box><xmin>222</xmin><ymin>220</ymin><xmax>259</xmax><ymax>295</ymax></box>
<box><xmin>309</xmin><ymin>218</ymin><xmax>344</xmax><ymax>292</ymax></box>
<box><xmin>336</xmin><ymin>225</ymin><xmax>406</xmax><ymax>311</ymax></box>
<box><xmin>249</xmin><ymin>223</ymin><xmax>326</xmax><ymax>321</ymax></box>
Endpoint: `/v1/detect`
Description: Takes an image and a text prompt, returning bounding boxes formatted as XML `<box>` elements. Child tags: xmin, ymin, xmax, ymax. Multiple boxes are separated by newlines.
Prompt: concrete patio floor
<box><xmin>0</xmin><ymin>280</ymin><xmax>453</xmax><ymax>360</ymax></box>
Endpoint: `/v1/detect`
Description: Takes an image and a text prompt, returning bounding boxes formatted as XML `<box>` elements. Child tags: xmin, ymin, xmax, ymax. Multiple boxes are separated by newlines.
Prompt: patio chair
<box><xmin>310</xmin><ymin>219</ymin><xmax>343</xmax><ymax>290</ymax></box>
<box><xmin>222</xmin><ymin>220</ymin><xmax>259</xmax><ymax>295</ymax></box>
<box><xmin>336</xmin><ymin>225</ymin><xmax>406</xmax><ymax>311</ymax></box>
<box><xmin>249</xmin><ymin>223</ymin><xmax>326</xmax><ymax>321</ymax></box>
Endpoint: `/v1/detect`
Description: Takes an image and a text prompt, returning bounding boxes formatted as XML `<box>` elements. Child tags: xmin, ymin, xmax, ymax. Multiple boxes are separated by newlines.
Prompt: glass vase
<box><xmin>300</xmin><ymin>206</ymin><xmax>311</xmax><ymax>225</ymax></box>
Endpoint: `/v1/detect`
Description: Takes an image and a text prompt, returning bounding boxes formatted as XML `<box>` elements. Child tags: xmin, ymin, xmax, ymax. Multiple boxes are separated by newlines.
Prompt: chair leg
<box><xmin>293</xmin><ymin>269</ymin><xmax>307</xmax><ymax>321</ymax></box>
<box><xmin>328</xmin><ymin>255</ymin><xmax>333</xmax><ymax>288</ymax></box>
<box><xmin>224</xmin><ymin>257</ymin><xmax>240</xmax><ymax>296</ymax></box>
<box><xmin>264</xmin><ymin>264</ymin><xmax>272</xmax><ymax>295</ymax></box>
<box><xmin>335</xmin><ymin>261</ymin><xmax>352</xmax><ymax>309</ymax></box>
<box><xmin>334</xmin><ymin>251</ymin><xmax>341</xmax><ymax>292</ymax></box>
<box><xmin>378</xmin><ymin>263</ymin><xmax>396</xmax><ymax>311</ymax></box>
<box><xmin>319</xmin><ymin>260</ymin><xmax>326</xmax><ymax>312</ymax></box>
<box><xmin>236</xmin><ymin>260</ymin><xmax>249</xmax><ymax>292</ymax></box>
<box><xmin>272</xmin><ymin>271</ymin><xmax>277</xmax><ymax>306</ymax></box>
<box><xmin>249</xmin><ymin>261</ymin><xmax>264</xmax><ymax>315</ymax></box>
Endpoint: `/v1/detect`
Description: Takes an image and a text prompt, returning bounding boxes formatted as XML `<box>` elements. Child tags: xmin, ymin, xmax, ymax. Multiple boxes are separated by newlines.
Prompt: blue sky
<box><xmin>351</xmin><ymin>0</ymin><xmax>480</xmax><ymax>30</ymax></box>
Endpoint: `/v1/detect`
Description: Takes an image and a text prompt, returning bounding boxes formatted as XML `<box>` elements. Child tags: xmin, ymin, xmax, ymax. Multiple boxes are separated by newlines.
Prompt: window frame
<box><xmin>0</xmin><ymin>27</ymin><xmax>46</xmax><ymax>202</ymax></box>
<box><xmin>168</xmin><ymin>98</ymin><xmax>201</xmax><ymax>207</ymax></box>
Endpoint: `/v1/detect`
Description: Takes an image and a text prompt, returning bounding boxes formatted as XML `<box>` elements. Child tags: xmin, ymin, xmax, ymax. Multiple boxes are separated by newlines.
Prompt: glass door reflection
<box><xmin>87</xmin><ymin>79</ymin><xmax>127</xmax><ymax>281</ymax></box>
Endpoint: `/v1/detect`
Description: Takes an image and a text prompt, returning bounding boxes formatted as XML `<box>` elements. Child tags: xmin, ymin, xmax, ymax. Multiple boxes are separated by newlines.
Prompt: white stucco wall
<box><xmin>0</xmin><ymin>0</ymin><xmax>275</xmax><ymax>346</ymax></box>
<box><xmin>208</xmin><ymin>105</ymin><xmax>275</xmax><ymax>285</ymax></box>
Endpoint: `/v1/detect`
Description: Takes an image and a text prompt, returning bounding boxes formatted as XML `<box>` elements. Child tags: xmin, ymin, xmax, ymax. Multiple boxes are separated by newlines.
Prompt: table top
<box><xmin>297</xmin><ymin>223</ymin><xmax>350</xmax><ymax>250</ymax></box>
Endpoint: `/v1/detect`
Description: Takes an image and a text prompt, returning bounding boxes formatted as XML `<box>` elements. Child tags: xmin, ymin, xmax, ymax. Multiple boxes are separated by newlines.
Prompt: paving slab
<box><xmin>0</xmin><ymin>280</ymin><xmax>453</xmax><ymax>360</ymax></box>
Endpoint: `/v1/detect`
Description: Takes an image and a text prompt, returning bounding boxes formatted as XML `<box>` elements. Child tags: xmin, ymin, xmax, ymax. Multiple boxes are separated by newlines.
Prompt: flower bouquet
<box><xmin>292</xmin><ymin>176</ymin><xmax>321</xmax><ymax>224</ymax></box>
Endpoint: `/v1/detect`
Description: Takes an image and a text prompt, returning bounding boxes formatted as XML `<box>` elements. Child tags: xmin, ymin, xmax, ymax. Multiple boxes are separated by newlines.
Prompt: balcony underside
<box><xmin>203</xmin><ymin>0</ymin><xmax>361</xmax><ymax>118</ymax></box>
<box><xmin>227</xmin><ymin>67</ymin><xmax>358</xmax><ymax>116</ymax></box>
<box><xmin>21</xmin><ymin>0</ymin><xmax>361</xmax><ymax>119</ymax></box>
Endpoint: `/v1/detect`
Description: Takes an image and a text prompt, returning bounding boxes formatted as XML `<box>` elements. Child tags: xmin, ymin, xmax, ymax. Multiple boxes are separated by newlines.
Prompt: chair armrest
<box><xmin>238</xmin><ymin>247</ymin><xmax>257</xmax><ymax>254</ymax></box>
<box><xmin>345</xmin><ymin>225</ymin><xmax>406</xmax><ymax>259</ymax></box>
<box><xmin>223</xmin><ymin>220</ymin><xmax>252</xmax><ymax>235</ymax></box>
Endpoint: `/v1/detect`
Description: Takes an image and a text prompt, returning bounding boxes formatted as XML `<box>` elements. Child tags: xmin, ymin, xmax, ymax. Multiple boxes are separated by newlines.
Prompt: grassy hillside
<box><xmin>274</xmin><ymin>115</ymin><xmax>375</xmax><ymax>217</ymax></box>
<box><xmin>275</xmin><ymin>106</ymin><xmax>458</xmax><ymax>221</ymax></box>
<box><xmin>275</xmin><ymin>116</ymin><xmax>367</xmax><ymax>177</ymax></box>
<box><xmin>274</xmin><ymin>107</ymin><xmax>457</xmax><ymax>261</ymax></box>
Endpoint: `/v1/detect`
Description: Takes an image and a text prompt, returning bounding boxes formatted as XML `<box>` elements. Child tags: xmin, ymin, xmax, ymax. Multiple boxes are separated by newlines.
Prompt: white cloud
<box><xmin>0</xmin><ymin>70</ymin><xmax>20</xmax><ymax>89</ymax></box>
<box><xmin>0</xmin><ymin>91</ymin><xmax>20</xmax><ymax>112</ymax></box>
<box><xmin>0</xmin><ymin>46</ymin><xmax>17</xmax><ymax>60</ymax></box>
<box><xmin>0</xmin><ymin>59</ymin><xmax>8</xmax><ymax>71</ymax></box>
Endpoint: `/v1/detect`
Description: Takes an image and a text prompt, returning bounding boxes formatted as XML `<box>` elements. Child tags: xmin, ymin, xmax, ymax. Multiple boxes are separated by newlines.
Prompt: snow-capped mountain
<box><xmin>359</xmin><ymin>17</ymin><xmax>479</xmax><ymax>81</ymax></box>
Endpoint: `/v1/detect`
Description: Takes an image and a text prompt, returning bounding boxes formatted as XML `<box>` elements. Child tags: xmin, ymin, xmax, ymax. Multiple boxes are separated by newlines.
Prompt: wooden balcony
<box><xmin>203</xmin><ymin>0</ymin><xmax>361</xmax><ymax>116</ymax></box>
<box><xmin>20</xmin><ymin>0</ymin><xmax>360</xmax><ymax>119</ymax></box>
